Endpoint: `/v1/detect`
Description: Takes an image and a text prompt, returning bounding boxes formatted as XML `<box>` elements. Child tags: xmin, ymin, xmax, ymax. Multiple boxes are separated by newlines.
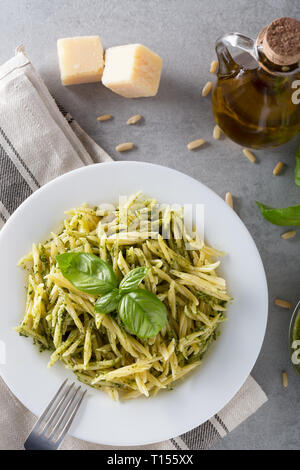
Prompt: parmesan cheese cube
<box><xmin>57</xmin><ymin>36</ymin><xmax>104</xmax><ymax>86</ymax></box>
<box><xmin>102</xmin><ymin>44</ymin><xmax>162</xmax><ymax>98</ymax></box>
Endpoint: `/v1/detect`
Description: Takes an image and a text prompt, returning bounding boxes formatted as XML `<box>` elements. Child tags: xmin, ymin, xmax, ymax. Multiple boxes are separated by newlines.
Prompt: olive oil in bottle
<box><xmin>212</xmin><ymin>17</ymin><xmax>300</xmax><ymax>149</ymax></box>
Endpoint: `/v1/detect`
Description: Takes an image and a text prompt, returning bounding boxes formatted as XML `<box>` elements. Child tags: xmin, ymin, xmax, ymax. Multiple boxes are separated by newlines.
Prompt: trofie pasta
<box><xmin>16</xmin><ymin>193</ymin><xmax>231</xmax><ymax>401</ymax></box>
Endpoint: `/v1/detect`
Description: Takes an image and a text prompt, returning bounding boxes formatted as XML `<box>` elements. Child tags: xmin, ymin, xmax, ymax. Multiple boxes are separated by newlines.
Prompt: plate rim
<box><xmin>0</xmin><ymin>161</ymin><xmax>269</xmax><ymax>446</ymax></box>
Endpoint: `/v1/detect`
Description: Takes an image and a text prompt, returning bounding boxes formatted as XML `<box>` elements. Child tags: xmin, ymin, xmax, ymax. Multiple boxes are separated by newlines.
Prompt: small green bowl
<box><xmin>289</xmin><ymin>300</ymin><xmax>300</xmax><ymax>376</ymax></box>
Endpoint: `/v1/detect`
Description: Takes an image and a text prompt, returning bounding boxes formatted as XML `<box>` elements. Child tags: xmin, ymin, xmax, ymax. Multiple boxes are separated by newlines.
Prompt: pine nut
<box><xmin>281</xmin><ymin>230</ymin><xmax>296</xmax><ymax>240</ymax></box>
<box><xmin>127</xmin><ymin>114</ymin><xmax>142</xmax><ymax>125</ymax></box>
<box><xmin>273</xmin><ymin>161</ymin><xmax>284</xmax><ymax>175</ymax></box>
<box><xmin>282</xmin><ymin>371</ymin><xmax>288</xmax><ymax>388</ymax></box>
<box><xmin>274</xmin><ymin>298</ymin><xmax>292</xmax><ymax>309</ymax></box>
<box><xmin>225</xmin><ymin>192</ymin><xmax>233</xmax><ymax>209</ymax></box>
<box><xmin>187</xmin><ymin>139</ymin><xmax>206</xmax><ymax>150</ymax></box>
<box><xmin>242</xmin><ymin>148</ymin><xmax>256</xmax><ymax>163</ymax></box>
<box><xmin>202</xmin><ymin>81</ymin><xmax>213</xmax><ymax>97</ymax></box>
<box><xmin>210</xmin><ymin>60</ymin><xmax>218</xmax><ymax>74</ymax></box>
<box><xmin>213</xmin><ymin>125</ymin><xmax>222</xmax><ymax>140</ymax></box>
<box><xmin>115</xmin><ymin>142</ymin><xmax>134</xmax><ymax>152</ymax></box>
<box><xmin>97</xmin><ymin>114</ymin><xmax>113</xmax><ymax>122</ymax></box>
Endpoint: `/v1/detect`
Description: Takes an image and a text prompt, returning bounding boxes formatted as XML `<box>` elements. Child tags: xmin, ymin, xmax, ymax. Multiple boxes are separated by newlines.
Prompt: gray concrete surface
<box><xmin>1</xmin><ymin>0</ymin><xmax>300</xmax><ymax>450</ymax></box>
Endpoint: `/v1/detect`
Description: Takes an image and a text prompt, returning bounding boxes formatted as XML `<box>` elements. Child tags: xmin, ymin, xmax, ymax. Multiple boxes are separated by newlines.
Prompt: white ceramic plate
<box><xmin>0</xmin><ymin>162</ymin><xmax>268</xmax><ymax>446</ymax></box>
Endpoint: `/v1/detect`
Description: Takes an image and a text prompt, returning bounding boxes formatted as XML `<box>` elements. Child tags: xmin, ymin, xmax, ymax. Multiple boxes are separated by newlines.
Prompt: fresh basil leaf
<box><xmin>295</xmin><ymin>146</ymin><xmax>300</xmax><ymax>187</ymax></box>
<box><xmin>119</xmin><ymin>267</ymin><xmax>149</xmax><ymax>293</ymax></box>
<box><xmin>94</xmin><ymin>289</ymin><xmax>121</xmax><ymax>314</ymax></box>
<box><xmin>256</xmin><ymin>201</ymin><xmax>300</xmax><ymax>226</ymax></box>
<box><xmin>56</xmin><ymin>252</ymin><xmax>117</xmax><ymax>295</ymax></box>
<box><xmin>119</xmin><ymin>289</ymin><xmax>167</xmax><ymax>338</ymax></box>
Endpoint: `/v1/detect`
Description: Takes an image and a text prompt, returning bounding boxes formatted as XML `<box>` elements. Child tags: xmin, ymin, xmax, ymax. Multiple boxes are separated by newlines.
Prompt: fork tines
<box><xmin>24</xmin><ymin>380</ymin><xmax>86</xmax><ymax>450</ymax></box>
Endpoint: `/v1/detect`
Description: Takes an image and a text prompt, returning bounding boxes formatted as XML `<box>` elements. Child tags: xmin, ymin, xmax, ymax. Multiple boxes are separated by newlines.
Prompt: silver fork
<box><xmin>24</xmin><ymin>379</ymin><xmax>86</xmax><ymax>450</ymax></box>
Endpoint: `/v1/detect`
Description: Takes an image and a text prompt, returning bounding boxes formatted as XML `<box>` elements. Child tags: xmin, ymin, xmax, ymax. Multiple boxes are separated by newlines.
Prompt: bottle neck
<box><xmin>256</xmin><ymin>42</ymin><xmax>300</xmax><ymax>77</ymax></box>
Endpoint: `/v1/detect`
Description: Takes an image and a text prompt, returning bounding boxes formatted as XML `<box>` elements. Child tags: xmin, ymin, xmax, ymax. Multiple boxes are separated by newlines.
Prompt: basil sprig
<box><xmin>56</xmin><ymin>253</ymin><xmax>167</xmax><ymax>338</ymax></box>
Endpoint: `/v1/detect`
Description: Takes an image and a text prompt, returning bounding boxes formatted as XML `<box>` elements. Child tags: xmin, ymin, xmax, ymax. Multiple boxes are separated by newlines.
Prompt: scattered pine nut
<box><xmin>274</xmin><ymin>298</ymin><xmax>292</xmax><ymax>309</ymax></box>
<box><xmin>202</xmin><ymin>81</ymin><xmax>213</xmax><ymax>97</ymax></box>
<box><xmin>282</xmin><ymin>371</ymin><xmax>288</xmax><ymax>388</ymax></box>
<box><xmin>115</xmin><ymin>142</ymin><xmax>134</xmax><ymax>152</ymax></box>
<box><xmin>273</xmin><ymin>161</ymin><xmax>284</xmax><ymax>176</ymax></box>
<box><xmin>210</xmin><ymin>60</ymin><xmax>218</xmax><ymax>74</ymax></box>
<box><xmin>281</xmin><ymin>230</ymin><xmax>296</xmax><ymax>240</ymax></box>
<box><xmin>213</xmin><ymin>125</ymin><xmax>222</xmax><ymax>140</ymax></box>
<box><xmin>187</xmin><ymin>139</ymin><xmax>206</xmax><ymax>150</ymax></box>
<box><xmin>97</xmin><ymin>114</ymin><xmax>113</xmax><ymax>122</ymax></box>
<box><xmin>127</xmin><ymin>114</ymin><xmax>142</xmax><ymax>125</ymax></box>
<box><xmin>225</xmin><ymin>192</ymin><xmax>233</xmax><ymax>209</ymax></box>
<box><xmin>242</xmin><ymin>148</ymin><xmax>256</xmax><ymax>163</ymax></box>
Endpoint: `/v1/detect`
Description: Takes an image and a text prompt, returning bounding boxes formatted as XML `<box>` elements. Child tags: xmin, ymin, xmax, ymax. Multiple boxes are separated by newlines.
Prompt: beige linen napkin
<box><xmin>0</xmin><ymin>49</ymin><xmax>267</xmax><ymax>450</ymax></box>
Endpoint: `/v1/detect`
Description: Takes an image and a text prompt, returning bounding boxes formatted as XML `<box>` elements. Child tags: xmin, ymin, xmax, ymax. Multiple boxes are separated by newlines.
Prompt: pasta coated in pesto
<box><xmin>16</xmin><ymin>193</ymin><xmax>231</xmax><ymax>401</ymax></box>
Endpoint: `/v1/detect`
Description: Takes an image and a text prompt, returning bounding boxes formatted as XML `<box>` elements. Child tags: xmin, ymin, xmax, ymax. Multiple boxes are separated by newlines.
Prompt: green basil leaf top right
<box><xmin>256</xmin><ymin>201</ymin><xmax>300</xmax><ymax>226</ymax></box>
<box><xmin>119</xmin><ymin>266</ymin><xmax>149</xmax><ymax>293</ymax></box>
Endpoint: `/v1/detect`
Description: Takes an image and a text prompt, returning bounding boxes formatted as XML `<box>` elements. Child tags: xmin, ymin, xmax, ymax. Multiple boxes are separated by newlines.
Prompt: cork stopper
<box><xmin>260</xmin><ymin>17</ymin><xmax>300</xmax><ymax>66</ymax></box>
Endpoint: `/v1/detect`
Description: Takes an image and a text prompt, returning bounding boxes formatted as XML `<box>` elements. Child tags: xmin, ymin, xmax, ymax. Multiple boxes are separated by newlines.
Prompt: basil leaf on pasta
<box><xmin>119</xmin><ymin>289</ymin><xmax>167</xmax><ymax>338</ymax></box>
<box><xmin>119</xmin><ymin>266</ymin><xmax>149</xmax><ymax>293</ymax></box>
<box><xmin>94</xmin><ymin>289</ymin><xmax>121</xmax><ymax>314</ymax></box>
<box><xmin>56</xmin><ymin>252</ymin><xmax>117</xmax><ymax>295</ymax></box>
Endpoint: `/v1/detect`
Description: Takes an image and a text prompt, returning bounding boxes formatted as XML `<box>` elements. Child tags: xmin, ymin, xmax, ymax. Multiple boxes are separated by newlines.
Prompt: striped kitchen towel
<box><xmin>0</xmin><ymin>49</ymin><xmax>267</xmax><ymax>450</ymax></box>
